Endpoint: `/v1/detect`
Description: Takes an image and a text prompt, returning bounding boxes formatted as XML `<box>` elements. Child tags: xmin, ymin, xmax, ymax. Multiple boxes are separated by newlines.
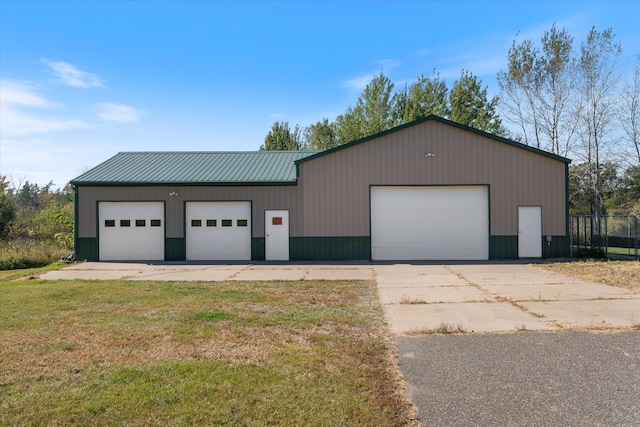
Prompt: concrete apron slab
<box><xmin>39</xmin><ymin>262</ymin><xmax>374</xmax><ymax>282</ymax></box>
<box><xmin>375</xmin><ymin>264</ymin><xmax>468</xmax><ymax>287</ymax></box>
<box><xmin>378</xmin><ymin>286</ymin><xmax>493</xmax><ymax>304</ymax></box>
<box><xmin>383</xmin><ymin>302</ymin><xmax>554</xmax><ymax>334</ymax></box>
<box><xmin>377</xmin><ymin>263</ymin><xmax>640</xmax><ymax>335</ymax></box>
<box><xmin>478</xmin><ymin>282</ymin><xmax>640</xmax><ymax>301</ymax></box>
<box><xmin>39</xmin><ymin>263</ymin><xmax>249</xmax><ymax>281</ymax></box>
<box><xmin>521</xmin><ymin>300</ymin><xmax>640</xmax><ymax>329</ymax></box>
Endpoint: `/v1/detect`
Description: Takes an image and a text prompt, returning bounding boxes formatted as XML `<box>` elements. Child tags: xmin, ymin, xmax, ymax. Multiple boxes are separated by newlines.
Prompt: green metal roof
<box><xmin>70</xmin><ymin>151</ymin><xmax>319</xmax><ymax>186</ymax></box>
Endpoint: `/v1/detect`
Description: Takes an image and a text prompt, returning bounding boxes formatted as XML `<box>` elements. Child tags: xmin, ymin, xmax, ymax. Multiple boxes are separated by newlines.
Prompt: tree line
<box><xmin>261</xmin><ymin>25</ymin><xmax>640</xmax><ymax>216</ymax></box>
<box><xmin>261</xmin><ymin>69</ymin><xmax>503</xmax><ymax>151</ymax></box>
<box><xmin>0</xmin><ymin>176</ymin><xmax>74</xmax><ymax>249</ymax></box>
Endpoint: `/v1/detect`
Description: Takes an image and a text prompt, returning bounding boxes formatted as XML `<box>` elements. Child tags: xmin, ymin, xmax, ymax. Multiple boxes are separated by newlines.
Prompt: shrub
<box><xmin>0</xmin><ymin>239</ymin><xmax>68</xmax><ymax>270</ymax></box>
<box><xmin>576</xmin><ymin>247</ymin><xmax>607</xmax><ymax>258</ymax></box>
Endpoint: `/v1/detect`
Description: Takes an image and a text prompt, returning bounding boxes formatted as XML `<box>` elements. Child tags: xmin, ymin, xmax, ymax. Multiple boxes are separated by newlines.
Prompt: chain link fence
<box><xmin>570</xmin><ymin>215</ymin><xmax>639</xmax><ymax>260</ymax></box>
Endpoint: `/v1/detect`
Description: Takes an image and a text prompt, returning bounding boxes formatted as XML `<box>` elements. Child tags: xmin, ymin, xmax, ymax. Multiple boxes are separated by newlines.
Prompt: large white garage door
<box><xmin>371</xmin><ymin>186</ymin><xmax>489</xmax><ymax>260</ymax></box>
<box><xmin>186</xmin><ymin>202</ymin><xmax>251</xmax><ymax>260</ymax></box>
<box><xmin>99</xmin><ymin>202</ymin><xmax>165</xmax><ymax>261</ymax></box>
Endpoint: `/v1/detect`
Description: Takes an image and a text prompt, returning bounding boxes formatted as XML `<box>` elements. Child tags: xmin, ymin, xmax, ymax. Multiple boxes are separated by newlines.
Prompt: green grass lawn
<box><xmin>606</xmin><ymin>246</ymin><xmax>639</xmax><ymax>256</ymax></box>
<box><xmin>0</xmin><ymin>275</ymin><xmax>416</xmax><ymax>426</ymax></box>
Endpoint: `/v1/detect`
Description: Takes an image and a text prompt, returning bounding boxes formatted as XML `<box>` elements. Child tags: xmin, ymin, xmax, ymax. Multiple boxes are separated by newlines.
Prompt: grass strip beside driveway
<box><xmin>0</xmin><ymin>278</ymin><xmax>416</xmax><ymax>426</ymax></box>
<box><xmin>537</xmin><ymin>260</ymin><xmax>640</xmax><ymax>293</ymax></box>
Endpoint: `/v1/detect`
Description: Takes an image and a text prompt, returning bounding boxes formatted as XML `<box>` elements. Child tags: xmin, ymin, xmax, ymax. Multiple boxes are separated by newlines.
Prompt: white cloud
<box><xmin>160</xmin><ymin>31</ymin><xmax>198</xmax><ymax>46</ymax></box>
<box><xmin>269</xmin><ymin>112</ymin><xmax>286</xmax><ymax>120</ymax></box>
<box><xmin>1</xmin><ymin>79</ymin><xmax>56</xmax><ymax>108</ymax></box>
<box><xmin>96</xmin><ymin>103</ymin><xmax>144</xmax><ymax>123</ymax></box>
<box><xmin>0</xmin><ymin>78</ymin><xmax>91</xmax><ymax>137</ymax></box>
<box><xmin>342</xmin><ymin>59</ymin><xmax>401</xmax><ymax>91</ymax></box>
<box><xmin>343</xmin><ymin>73</ymin><xmax>376</xmax><ymax>91</ymax></box>
<box><xmin>1</xmin><ymin>137</ymin><xmax>95</xmax><ymax>189</ymax></box>
<box><xmin>375</xmin><ymin>59</ymin><xmax>401</xmax><ymax>71</ymax></box>
<box><xmin>343</xmin><ymin>59</ymin><xmax>401</xmax><ymax>91</ymax></box>
<box><xmin>42</xmin><ymin>59</ymin><xmax>105</xmax><ymax>88</ymax></box>
<box><xmin>0</xmin><ymin>107</ymin><xmax>90</xmax><ymax>137</ymax></box>
<box><xmin>438</xmin><ymin>56</ymin><xmax>507</xmax><ymax>80</ymax></box>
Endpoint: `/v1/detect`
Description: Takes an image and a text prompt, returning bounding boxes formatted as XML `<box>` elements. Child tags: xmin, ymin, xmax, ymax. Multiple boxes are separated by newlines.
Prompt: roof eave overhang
<box><xmin>70</xmin><ymin>180</ymin><xmax>298</xmax><ymax>187</ymax></box>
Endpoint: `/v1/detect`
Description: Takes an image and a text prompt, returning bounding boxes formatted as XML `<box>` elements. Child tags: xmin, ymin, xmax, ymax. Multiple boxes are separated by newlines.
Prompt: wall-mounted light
<box><xmin>424</xmin><ymin>152</ymin><xmax>435</xmax><ymax>158</ymax></box>
<box><xmin>169</xmin><ymin>191</ymin><xmax>179</xmax><ymax>197</ymax></box>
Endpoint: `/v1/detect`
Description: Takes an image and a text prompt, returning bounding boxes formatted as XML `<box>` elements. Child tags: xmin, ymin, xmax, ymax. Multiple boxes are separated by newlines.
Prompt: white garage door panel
<box><xmin>371</xmin><ymin>186</ymin><xmax>488</xmax><ymax>260</ymax></box>
<box><xmin>186</xmin><ymin>202</ymin><xmax>251</xmax><ymax>260</ymax></box>
<box><xmin>99</xmin><ymin>202</ymin><xmax>165</xmax><ymax>261</ymax></box>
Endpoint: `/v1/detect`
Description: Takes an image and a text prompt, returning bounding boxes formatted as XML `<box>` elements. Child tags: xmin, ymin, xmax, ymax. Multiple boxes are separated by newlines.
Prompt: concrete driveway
<box><xmin>376</xmin><ymin>263</ymin><xmax>640</xmax><ymax>334</ymax></box>
<box><xmin>40</xmin><ymin>261</ymin><xmax>640</xmax><ymax>333</ymax></box>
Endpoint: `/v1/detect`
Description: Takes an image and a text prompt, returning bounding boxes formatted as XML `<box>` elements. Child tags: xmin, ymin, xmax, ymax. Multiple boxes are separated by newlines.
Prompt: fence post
<box><xmin>604</xmin><ymin>215</ymin><xmax>608</xmax><ymax>255</ymax></box>
<box><xmin>634</xmin><ymin>215</ymin><xmax>640</xmax><ymax>261</ymax></box>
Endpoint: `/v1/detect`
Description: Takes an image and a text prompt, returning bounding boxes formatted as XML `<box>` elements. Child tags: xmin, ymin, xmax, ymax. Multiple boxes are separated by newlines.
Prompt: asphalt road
<box><xmin>396</xmin><ymin>331</ymin><xmax>640</xmax><ymax>427</ymax></box>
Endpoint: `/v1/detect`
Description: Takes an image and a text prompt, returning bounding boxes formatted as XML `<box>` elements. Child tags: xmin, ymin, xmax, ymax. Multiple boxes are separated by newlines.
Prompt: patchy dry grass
<box><xmin>399</xmin><ymin>295</ymin><xmax>427</xmax><ymax>304</ymax></box>
<box><xmin>406</xmin><ymin>322</ymin><xmax>467</xmax><ymax>336</ymax></box>
<box><xmin>536</xmin><ymin>260</ymin><xmax>640</xmax><ymax>293</ymax></box>
<box><xmin>0</xmin><ymin>277</ymin><xmax>417</xmax><ymax>426</ymax></box>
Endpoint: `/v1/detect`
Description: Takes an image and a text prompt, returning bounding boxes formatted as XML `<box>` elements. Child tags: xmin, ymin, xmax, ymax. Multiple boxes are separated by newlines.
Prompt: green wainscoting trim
<box><xmin>76</xmin><ymin>238</ymin><xmax>98</xmax><ymax>261</ymax></box>
<box><xmin>543</xmin><ymin>235</ymin><xmax>570</xmax><ymax>258</ymax></box>
<box><xmin>490</xmin><ymin>235</ymin><xmax>569</xmax><ymax>259</ymax></box>
<box><xmin>489</xmin><ymin>236</ymin><xmax>519</xmax><ymax>259</ymax></box>
<box><xmin>252</xmin><ymin>238</ymin><xmax>265</xmax><ymax>261</ymax></box>
<box><xmin>290</xmin><ymin>237</ymin><xmax>371</xmax><ymax>260</ymax></box>
<box><xmin>165</xmin><ymin>238</ymin><xmax>186</xmax><ymax>261</ymax></box>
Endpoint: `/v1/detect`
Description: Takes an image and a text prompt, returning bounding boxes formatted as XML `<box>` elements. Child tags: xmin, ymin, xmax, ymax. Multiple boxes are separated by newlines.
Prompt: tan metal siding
<box><xmin>299</xmin><ymin>120</ymin><xmax>567</xmax><ymax>237</ymax></box>
<box><xmin>78</xmin><ymin>185</ymin><xmax>302</xmax><ymax>238</ymax></box>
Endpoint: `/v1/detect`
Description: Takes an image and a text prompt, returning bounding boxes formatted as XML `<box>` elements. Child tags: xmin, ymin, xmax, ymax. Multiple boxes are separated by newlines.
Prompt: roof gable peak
<box><xmin>296</xmin><ymin>115</ymin><xmax>571</xmax><ymax>165</ymax></box>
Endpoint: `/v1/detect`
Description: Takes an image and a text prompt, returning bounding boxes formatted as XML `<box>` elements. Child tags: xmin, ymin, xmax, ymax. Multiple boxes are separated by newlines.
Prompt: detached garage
<box><xmin>71</xmin><ymin>115</ymin><xmax>570</xmax><ymax>262</ymax></box>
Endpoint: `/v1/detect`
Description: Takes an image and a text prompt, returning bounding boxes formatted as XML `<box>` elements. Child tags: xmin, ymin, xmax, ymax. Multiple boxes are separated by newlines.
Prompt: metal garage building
<box><xmin>71</xmin><ymin>116</ymin><xmax>570</xmax><ymax>262</ymax></box>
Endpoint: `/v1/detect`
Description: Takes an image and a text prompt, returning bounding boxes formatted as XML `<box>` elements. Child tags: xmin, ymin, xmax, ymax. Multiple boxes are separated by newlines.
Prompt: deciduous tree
<box><xmin>260</xmin><ymin>121</ymin><xmax>303</xmax><ymax>151</ymax></box>
<box><xmin>498</xmin><ymin>24</ymin><xmax>576</xmax><ymax>154</ymax></box>
<box><xmin>304</xmin><ymin>118</ymin><xmax>338</xmax><ymax>150</ymax></box>
<box><xmin>576</xmin><ymin>27</ymin><xmax>622</xmax><ymax>216</ymax></box>
<box><xmin>498</xmin><ymin>38</ymin><xmax>541</xmax><ymax>147</ymax></box>
<box><xmin>0</xmin><ymin>180</ymin><xmax>16</xmax><ymax>238</ymax></box>
<box><xmin>620</xmin><ymin>54</ymin><xmax>640</xmax><ymax>165</ymax></box>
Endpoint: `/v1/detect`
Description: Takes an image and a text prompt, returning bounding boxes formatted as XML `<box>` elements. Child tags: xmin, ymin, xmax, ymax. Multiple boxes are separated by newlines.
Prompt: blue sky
<box><xmin>1</xmin><ymin>0</ymin><xmax>639</xmax><ymax>188</ymax></box>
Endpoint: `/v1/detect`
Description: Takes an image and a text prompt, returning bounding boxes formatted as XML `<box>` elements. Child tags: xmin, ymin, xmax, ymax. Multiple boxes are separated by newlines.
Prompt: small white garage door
<box><xmin>371</xmin><ymin>186</ymin><xmax>489</xmax><ymax>260</ymax></box>
<box><xmin>186</xmin><ymin>202</ymin><xmax>251</xmax><ymax>260</ymax></box>
<box><xmin>99</xmin><ymin>202</ymin><xmax>165</xmax><ymax>261</ymax></box>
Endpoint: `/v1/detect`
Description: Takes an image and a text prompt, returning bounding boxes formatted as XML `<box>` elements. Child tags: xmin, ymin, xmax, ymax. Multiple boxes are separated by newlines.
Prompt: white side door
<box><xmin>518</xmin><ymin>206</ymin><xmax>542</xmax><ymax>258</ymax></box>
<box><xmin>265</xmin><ymin>210</ymin><xmax>289</xmax><ymax>261</ymax></box>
